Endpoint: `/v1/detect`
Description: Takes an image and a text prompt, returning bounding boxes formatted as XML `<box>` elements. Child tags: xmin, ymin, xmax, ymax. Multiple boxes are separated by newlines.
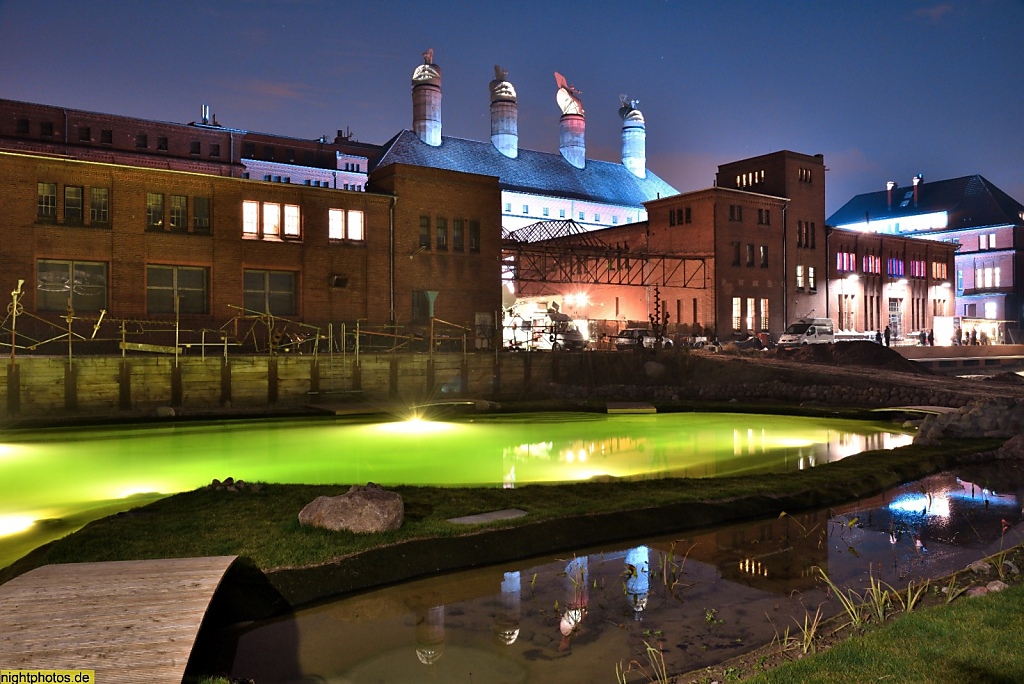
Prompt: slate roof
<box><xmin>827</xmin><ymin>174</ymin><xmax>1024</xmax><ymax>231</ymax></box>
<box><xmin>373</xmin><ymin>130</ymin><xmax>678</xmax><ymax>207</ymax></box>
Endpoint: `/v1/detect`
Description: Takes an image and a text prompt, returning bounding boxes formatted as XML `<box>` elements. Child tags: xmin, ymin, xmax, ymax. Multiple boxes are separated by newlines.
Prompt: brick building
<box><xmin>0</xmin><ymin>148</ymin><xmax>501</xmax><ymax>351</ymax></box>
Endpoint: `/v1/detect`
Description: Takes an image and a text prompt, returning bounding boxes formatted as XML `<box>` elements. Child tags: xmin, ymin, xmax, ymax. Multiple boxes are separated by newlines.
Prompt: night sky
<box><xmin>1</xmin><ymin>0</ymin><xmax>1021</xmax><ymax>216</ymax></box>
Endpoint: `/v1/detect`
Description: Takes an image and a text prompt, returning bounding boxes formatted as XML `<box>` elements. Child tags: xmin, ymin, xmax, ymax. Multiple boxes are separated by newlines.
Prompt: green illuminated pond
<box><xmin>0</xmin><ymin>413</ymin><xmax>913</xmax><ymax>569</ymax></box>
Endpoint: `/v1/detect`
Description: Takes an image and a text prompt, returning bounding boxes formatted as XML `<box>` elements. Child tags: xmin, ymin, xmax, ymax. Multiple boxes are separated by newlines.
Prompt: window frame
<box><xmin>243</xmin><ymin>269</ymin><xmax>297</xmax><ymax>316</ymax></box>
<box><xmin>36</xmin><ymin>259</ymin><xmax>108</xmax><ymax>312</ymax></box>
<box><xmin>146</xmin><ymin>264</ymin><xmax>210</xmax><ymax>315</ymax></box>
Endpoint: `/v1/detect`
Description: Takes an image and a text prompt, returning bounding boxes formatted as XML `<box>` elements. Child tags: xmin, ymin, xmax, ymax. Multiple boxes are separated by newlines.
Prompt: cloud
<box><xmin>914</xmin><ymin>3</ymin><xmax>954</xmax><ymax>21</ymax></box>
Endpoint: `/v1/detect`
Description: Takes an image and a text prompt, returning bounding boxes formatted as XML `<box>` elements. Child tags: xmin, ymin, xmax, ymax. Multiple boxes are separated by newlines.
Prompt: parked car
<box><xmin>614</xmin><ymin>327</ymin><xmax>672</xmax><ymax>350</ymax></box>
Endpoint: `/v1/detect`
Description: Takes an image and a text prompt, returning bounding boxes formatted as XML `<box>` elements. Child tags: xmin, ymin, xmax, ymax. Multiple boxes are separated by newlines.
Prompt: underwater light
<box><xmin>0</xmin><ymin>515</ymin><xmax>34</xmax><ymax>537</ymax></box>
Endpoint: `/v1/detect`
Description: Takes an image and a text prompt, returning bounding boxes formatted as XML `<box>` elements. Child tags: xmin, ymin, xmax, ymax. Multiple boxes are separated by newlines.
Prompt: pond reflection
<box><xmin>0</xmin><ymin>413</ymin><xmax>912</xmax><ymax>569</ymax></box>
<box><xmin>226</xmin><ymin>468</ymin><xmax>1024</xmax><ymax>684</ymax></box>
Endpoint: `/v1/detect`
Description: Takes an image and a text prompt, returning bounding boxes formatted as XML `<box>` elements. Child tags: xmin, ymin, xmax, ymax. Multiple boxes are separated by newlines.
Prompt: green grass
<box><xmin>1</xmin><ymin>437</ymin><xmax>999</xmax><ymax>584</ymax></box>
<box><xmin>747</xmin><ymin>583</ymin><xmax>1024</xmax><ymax>684</ymax></box>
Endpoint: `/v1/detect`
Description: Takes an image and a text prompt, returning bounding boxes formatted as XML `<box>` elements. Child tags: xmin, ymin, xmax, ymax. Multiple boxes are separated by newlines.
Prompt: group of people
<box><xmin>953</xmin><ymin>327</ymin><xmax>986</xmax><ymax>346</ymax></box>
<box><xmin>873</xmin><ymin>325</ymin><xmax>992</xmax><ymax>347</ymax></box>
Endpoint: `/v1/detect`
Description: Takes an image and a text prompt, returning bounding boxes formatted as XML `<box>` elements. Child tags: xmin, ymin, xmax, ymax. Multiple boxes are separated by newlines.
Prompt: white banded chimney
<box><xmin>412</xmin><ymin>49</ymin><xmax>442</xmax><ymax>146</ymax></box>
<box><xmin>554</xmin><ymin>72</ymin><xmax>585</xmax><ymax>169</ymax></box>
<box><xmin>912</xmin><ymin>174</ymin><xmax>922</xmax><ymax>208</ymax></box>
<box><xmin>489</xmin><ymin>65</ymin><xmax>518</xmax><ymax>158</ymax></box>
<box><xmin>619</xmin><ymin>96</ymin><xmax>646</xmax><ymax>178</ymax></box>
<box><xmin>886</xmin><ymin>180</ymin><xmax>896</xmax><ymax>211</ymax></box>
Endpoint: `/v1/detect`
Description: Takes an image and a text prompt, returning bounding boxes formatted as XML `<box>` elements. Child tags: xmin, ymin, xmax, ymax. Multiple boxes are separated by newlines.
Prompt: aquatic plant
<box><xmin>615</xmin><ymin>640</ymin><xmax>669</xmax><ymax>683</ymax></box>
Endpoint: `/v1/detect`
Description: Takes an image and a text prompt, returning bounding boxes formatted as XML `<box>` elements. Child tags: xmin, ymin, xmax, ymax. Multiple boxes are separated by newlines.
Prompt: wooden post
<box><xmin>64</xmin><ymin>362</ymin><xmax>78</xmax><ymax>412</ymax></box>
<box><xmin>118</xmin><ymin>360</ymin><xmax>131</xmax><ymax>410</ymax></box>
<box><xmin>220</xmin><ymin>360</ymin><xmax>232</xmax><ymax>406</ymax></box>
<box><xmin>170</xmin><ymin>363</ymin><xmax>183</xmax><ymax>407</ymax></box>
<box><xmin>268</xmin><ymin>357</ymin><xmax>279</xmax><ymax>404</ymax></box>
<box><xmin>7</xmin><ymin>363</ymin><xmax>20</xmax><ymax>415</ymax></box>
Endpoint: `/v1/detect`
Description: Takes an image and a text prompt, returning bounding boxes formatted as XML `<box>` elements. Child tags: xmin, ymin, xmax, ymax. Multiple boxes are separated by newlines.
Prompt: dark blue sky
<box><xmin>1</xmin><ymin>0</ymin><xmax>1021</xmax><ymax>215</ymax></box>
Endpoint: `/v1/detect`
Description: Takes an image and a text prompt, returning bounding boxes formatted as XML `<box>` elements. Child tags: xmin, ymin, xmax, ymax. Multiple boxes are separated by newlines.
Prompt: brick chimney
<box><xmin>886</xmin><ymin>181</ymin><xmax>896</xmax><ymax>211</ymax></box>
<box><xmin>912</xmin><ymin>174</ymin><xmax>922</xmax><ymax>208</ymax></box>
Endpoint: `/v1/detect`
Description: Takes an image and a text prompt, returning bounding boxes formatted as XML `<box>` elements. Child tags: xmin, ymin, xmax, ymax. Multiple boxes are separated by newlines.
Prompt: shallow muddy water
<box><xmin>226</xmin><ymin>466</ymin><xmax>1024</xmax><ymax>683</ymax></box>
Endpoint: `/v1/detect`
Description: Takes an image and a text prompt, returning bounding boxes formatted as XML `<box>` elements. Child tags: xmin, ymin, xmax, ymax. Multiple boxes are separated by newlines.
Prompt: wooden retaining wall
<box><xmin>0</xmin><ymin>351</ymin><xmax>562</xmax><ymax>419</ymax></box>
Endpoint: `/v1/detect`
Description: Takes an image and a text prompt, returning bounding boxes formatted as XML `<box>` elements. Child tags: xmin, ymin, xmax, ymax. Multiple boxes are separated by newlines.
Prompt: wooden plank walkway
<box><xmin>0</xmin><ymin>556</ymin><xmax>237</xmax><ymax>683</ymax></box>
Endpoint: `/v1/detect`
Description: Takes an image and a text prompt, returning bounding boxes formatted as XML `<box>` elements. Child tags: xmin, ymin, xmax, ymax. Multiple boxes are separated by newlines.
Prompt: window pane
<box><xmin>64</xmin><ymin>186</ymin><xmax>83</xmax><ymax>222</ymax></box>
<box><xmin>347</xmin><ymin>210</ymin><xmax>364</xmax><ymax>240</ymax></box>
<box><xmin>90</xmin><ymin>188</ymin><xmax>109</xmax><ymax>223</ymax></box>
<box><xmin>37</xmin><ymin>260</ymin><xmax>71</xmax><ymax>310</ymax></box>
<box><xmin>73</xmin><ymin>262</ymin><xmax>107</xmax><ymax>311</ymax></box>
<box><xmin>147</xmin><ymin>265</ymin><xmax>174</xmax><ymax>288</ymax></box>
<box><xmin>452</xmin><ymin>219</ymin><xmax>464</xmax><ymax>251</ymax></box>
<box><xmin>263</xmin><ymin>203</ymin><xmax>280</xmax><ymax>236</ymax></box>
<box><xmin>169</xmin><ymin>195</ymin><xmax>187</xmax><ymax>230</ymax></box>
<box><xmin>146</xmin><ymin>193</ymin><xmax>163</xmax><ymax>228</ymax></box>
<box><xmin>284</xmin><ymin>205</ymin><xmax>300</xmax><ymax>237</ymax></box>
<box><xmin>329</xmin><ymin>209</ymin><xmax>344</xmax><ymax>239</ymax></box>
<box><xmin>193</xmin><ymin>196</ymin><xmax>210</xmax><ymax>231</ymax></box>
<box><xmin>37</xmin><ymin>183</ymin><xmax>56</xmax><ymax>218</ymax></box>
<box><xmin>243</xmin><ymin>201</ymin><xmax>259</xmax><ymax>235</ymax></box>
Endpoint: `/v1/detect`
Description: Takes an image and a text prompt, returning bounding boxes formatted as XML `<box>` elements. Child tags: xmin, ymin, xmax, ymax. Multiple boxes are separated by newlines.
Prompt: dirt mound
<box><xmin>983</xmin><ymin>371</ymin><xmax>1024</xmax><ymax>384</ymax></box>
<box><xmin>771</xmin><ymin>341</ymin><xmax>931</xmax><ymax>374</ymax></box>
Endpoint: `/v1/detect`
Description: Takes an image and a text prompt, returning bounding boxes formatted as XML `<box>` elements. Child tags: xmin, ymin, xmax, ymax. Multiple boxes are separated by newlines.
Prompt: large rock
<box><xmin>298</xmin><ymin>483</ymin><xmax>404</xmax><ymax>533</ymax></box>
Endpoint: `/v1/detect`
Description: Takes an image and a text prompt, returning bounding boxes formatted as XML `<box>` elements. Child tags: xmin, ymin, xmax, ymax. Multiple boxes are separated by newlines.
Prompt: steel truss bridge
<box><xmin>502</xmin><ymin>219</ymin><xmax>709</xmax><ymax>289</ymax></box>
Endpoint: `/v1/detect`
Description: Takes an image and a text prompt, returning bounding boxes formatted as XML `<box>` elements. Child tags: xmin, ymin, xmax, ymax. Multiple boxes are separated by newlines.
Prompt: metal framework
<box><xmin>502</xmin><ymin>219</ymin><xmax>708</xmax><ymax>289</ymax></box>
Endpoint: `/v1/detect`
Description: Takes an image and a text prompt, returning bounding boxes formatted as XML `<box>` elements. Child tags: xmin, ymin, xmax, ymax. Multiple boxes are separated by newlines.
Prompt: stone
<box><xmin>986</xmin><ymin>580</ymin><xmax>1010</xmax><ymax>593</ymax></box>
<box><xmin>966</xmin><ymin>586</ymin><xmax>989</xmax><ymax>598</ymax></box>
<box><xmin>155</xmin><ymin>406</ymin><xmax>176</xmax><ymax>418</ymax></box>
<box><xmin>996</xmin><ymin>434</ymin><xmax>1024</xmax><ymax>460</ymax></box>
<box><xmin>968</xmin><ymin>560</ymin><xmax>992</xmax><ymax>574</ymax></box>
<box><xmin>298</xmin><ymin>483</ymin><xmax>404</xmax><ymax>533</ymax></box>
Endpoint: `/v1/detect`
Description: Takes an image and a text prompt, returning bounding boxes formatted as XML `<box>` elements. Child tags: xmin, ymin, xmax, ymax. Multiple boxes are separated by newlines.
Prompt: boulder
<box><xmin>298</xmin><ymin>483</ymin><xmax>404</xmax><ymax>533</ymax></box>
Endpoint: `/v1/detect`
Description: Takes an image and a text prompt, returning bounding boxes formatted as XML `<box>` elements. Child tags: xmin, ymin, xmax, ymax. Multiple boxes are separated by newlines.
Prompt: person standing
<box><xmin>884</xmin><ymin>325</ymin><xmax>891</xmax><ymax>347</ymax></box>
<box><xmin>927</xmin><ymin>329</ymin><xmax>934</xmax><ymax>346</ymax></box>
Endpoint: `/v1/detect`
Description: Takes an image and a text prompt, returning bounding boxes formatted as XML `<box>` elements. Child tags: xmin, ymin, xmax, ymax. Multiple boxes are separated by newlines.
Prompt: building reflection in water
<box><xmin>501</xmin><ymin>419</ymin><xmax>912</xmax><ymax>488</ymax></box>
<box><xmin>228</xmin><ymin>470</ymin><xmax>1022</xmax><ymax>683</ymax></box>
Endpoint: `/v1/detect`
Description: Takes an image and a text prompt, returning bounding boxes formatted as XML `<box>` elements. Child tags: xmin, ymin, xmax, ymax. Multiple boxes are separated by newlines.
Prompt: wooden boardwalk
<box><xmin>0</xmin><ymin>556</ymin><xmax>237</xmax><ymax>683</ymax></box>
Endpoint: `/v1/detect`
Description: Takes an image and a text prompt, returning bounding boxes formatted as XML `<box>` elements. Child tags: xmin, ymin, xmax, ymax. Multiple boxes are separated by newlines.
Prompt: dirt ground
<box><xmin>706</xmin><ymin>341</ymin><xmax>1024</xmax><ymax>403</ymax></box>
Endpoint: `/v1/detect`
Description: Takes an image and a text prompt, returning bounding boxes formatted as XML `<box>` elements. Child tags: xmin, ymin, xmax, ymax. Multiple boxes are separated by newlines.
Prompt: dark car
<box><xmin>615</xmin><ymin>327</ymin><xmax>670</xmax><ymax>350</ymax></box>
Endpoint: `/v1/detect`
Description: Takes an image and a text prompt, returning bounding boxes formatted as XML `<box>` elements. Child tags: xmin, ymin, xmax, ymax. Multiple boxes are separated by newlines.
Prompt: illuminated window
<box><xmin>980</xmin><ymin>234</ymin><xmax>988</xmax><ymax>250</ymax></box>
<box><xmin>985</xmin><ymin>302</ymin><xmax>997</xmax><ymax>319</ymax></box>
<box><xmin>995</xmin><ymin>266</ymin><xmax>1001</xmax><ymax>288</ymax></box>
<box><xmin>796</xmin><ymin>264</ymin><xmax>805</xmax><ymax>290</ymax></box>
<box><xmin>263</xmin><ymin>203</ymin><xmax>281</xmax><ymax>237</ymax></box>
<box><xmin>193</xmin><ymin>197</ymin><xmax>210</xmax><ymax>232</ymax></box>
<box><xmin>169</xmin><ymin>195</ymin><xmax>187</xmax><ymax>231</ymax></box>
<box><xmin>147</xmin><ymin>265</ymin><xmax>209</xmax><ymax>314</ymax></box>
<box><xmin>37</xmin><ymin>182</ymin><xmax>56</xmax><ymax>219</ymax></box>
<box><xmin>90</xmin><ymin>188</ymin><xmax>109</xmax><ymax>224</ymax></box>
<box><xmin>37</xmin><ymin>259</ymin><xmax>107</xmax><ymax>311</ymax></box>
<box><xmin>284</xmin><ymin>204</ymin><xmax>300</xmax><ymax>237</ymax></box>
<box><xmin>956</xmin><ymin>270</ymin><xmax>963</xmax><ymax>291</ymax></box>
<box><xmin>760</xmin><ymin>245</ymin><xmax>768</xmax><ymax>268</ymax></box>
<box><xmin>808</xmin><ymin>266</ymin><xmax>816</xmax><ymax>292</ymax></box>
<box><xmin>243</xmin><ymin>201</ymin><xmax>259</xmax><ymax>235</ymax></box>
<box><xmin>64</xmin><ymin>186</ymin><xmax>83</xmax><ymax>223</ymax></box>
<box><xmin>760</xmin><ymin>298</ymin><xmax>769</xmax><ymax>331</ymax></box>
<box><xmin>146</xmin><ymin>193</ymin><xmax>164</xmax><ymax>229</ymax></box>
<box><xmin>732</xmin><ymin>297</ymin><xmax>741</xmax><ymax>331</ymax></box>
<box><xmin>745</xmin><ymin>297</ymin><xmax>754</xmax><ymax>331</ymax></box>
<box><xmin>244</xmin><ymin>270</ymin><xmax>296</xmax><ymax>316</ymax></box>
<box><xmin>347</xmin><ymin>210</ymin><xmax>364</xmax><ymax>241</ymax></box>
<box><xmin>329</xmin><ymin>209</ymin><xmax>344</xmax><ymax>240</ymax></box>
<box><xmin>757</xmin><ymin>209</ymin><xmax>770</xmax><ymax>225</ymax></box>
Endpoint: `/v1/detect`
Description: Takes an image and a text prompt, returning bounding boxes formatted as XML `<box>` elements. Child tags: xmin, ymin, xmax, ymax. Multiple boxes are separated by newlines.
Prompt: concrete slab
<box><xmin>447</xmin><ymin>509</ymin><xmax>528</xmax><ymax>525</ymax></box>
<box><xmin>607</xmin><ymin>402</ymin><xmax>657</xmax><ymax>414</ymax></box>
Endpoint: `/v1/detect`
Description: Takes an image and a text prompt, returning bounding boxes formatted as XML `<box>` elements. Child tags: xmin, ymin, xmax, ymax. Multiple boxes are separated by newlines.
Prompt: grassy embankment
<box><xmin>2</xmin><ymin>436</ymin><xmax>1000</xmax><ymax>587</ymax></box>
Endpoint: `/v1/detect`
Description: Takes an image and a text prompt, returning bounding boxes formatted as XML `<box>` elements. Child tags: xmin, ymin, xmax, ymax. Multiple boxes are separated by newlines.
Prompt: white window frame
<box><xmin>284</xmin><ymin>204</ymin><xmax>300</xmax><ymax>237</ymax></box>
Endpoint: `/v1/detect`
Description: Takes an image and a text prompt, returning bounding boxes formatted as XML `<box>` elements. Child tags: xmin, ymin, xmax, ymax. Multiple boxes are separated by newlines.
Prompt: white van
<box><xmin>777</xmin><ymin>318</ymin><xmax>835</xmax><ymax>347</ymax></box>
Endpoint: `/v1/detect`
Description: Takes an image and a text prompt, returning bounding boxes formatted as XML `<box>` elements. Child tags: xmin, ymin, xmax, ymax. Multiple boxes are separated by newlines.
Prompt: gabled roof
<box><xmin>827</xmin><ymin>174</ymin><xmax>1024</xmax><ymax>230</ymax></box>
<box><xmin>373</xmin><ymin>130</ymin><xmax>678</xmax><ymax>208</ymax></box>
